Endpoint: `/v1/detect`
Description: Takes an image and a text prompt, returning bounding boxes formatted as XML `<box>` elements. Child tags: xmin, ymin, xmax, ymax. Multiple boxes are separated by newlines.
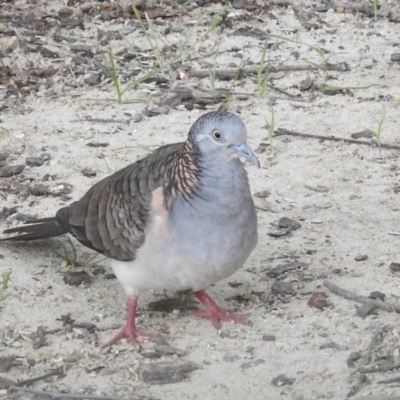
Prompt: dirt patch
<box><xmin>1</xmin><ymin>0</ymin><xmax>400</xmax><ymax>399</ymax></box>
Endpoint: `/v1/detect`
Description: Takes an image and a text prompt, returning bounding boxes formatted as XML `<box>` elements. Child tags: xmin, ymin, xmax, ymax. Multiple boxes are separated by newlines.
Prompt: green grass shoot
<box><xmin>106</xmin><ymin>46</ymin><xmax>122</xmax><ymax>104</ymax></box>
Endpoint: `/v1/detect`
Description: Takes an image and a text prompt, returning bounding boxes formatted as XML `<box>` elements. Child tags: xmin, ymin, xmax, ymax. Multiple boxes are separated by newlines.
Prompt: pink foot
<box><xmin>190</xmin><ymin>290</ymin><xmax>248</xmax><ymax>329</ymax></box>
<box><xmin>107</xmin><ymin>296</ymin><xmax>154</xmax><ymax>346</ymax></box>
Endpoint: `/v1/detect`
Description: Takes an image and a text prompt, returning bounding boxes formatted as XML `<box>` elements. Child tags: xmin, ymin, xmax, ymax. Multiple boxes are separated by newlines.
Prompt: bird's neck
<box><xmin>163</xmin><ymin>139</ymin><xmax>249</xmax><ymax>211</ymax></box>
<box><xmin>163</xmin><ymin>138</ymin><xmax>202</xmax><ymax>208</ymax></box>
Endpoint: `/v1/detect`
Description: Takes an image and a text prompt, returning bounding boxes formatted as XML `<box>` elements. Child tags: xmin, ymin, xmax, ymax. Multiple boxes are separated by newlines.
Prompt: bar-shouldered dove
<box><xmin>1</xmin><ymin>111</ymin><xmax>259</xmax><ymax>345</ymax></box>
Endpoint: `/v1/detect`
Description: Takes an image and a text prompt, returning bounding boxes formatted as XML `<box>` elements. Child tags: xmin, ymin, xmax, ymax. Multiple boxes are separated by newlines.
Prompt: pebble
<box><xmin>63</xmin><ymin>271</ymin><xmax>93</xmax><ymax>286</ymax></box>
<box><xmin>356</xmin><ymin>304</ymin><xmax>377</xmax><ymax>318</ymax></box>
<box><xmin>271</xmin><ymin>374</ymin><xmax>295</xmax><ymax>386</ymax></box>
<box><xmin>262</xmin><ymin>334</ymin><xmax>276</xmax><ymax>341</ymax></box>
<box><xmin>391</xmin><ymin>53</ymin><xmax>400</xmax><ymax>62</ymax></box>
<box><xmin>147</xmin><ymin>106</ymin><xmax>170</xmax><ymax>117</ymax></box>
<box><xmin>272</xmin><ymin>281</ymin><xmax>294</xmax><ymax>296</ymax></box>
<box><xmin>84</xmin><ymin>73</ymin><xmax>101</xmax><ymax>86</ymax></box>
<box><xmin>347</xmin><ymin>351</ymin><xmax>361</xmax><ymax>368</ymax></box>
<box><xmin>30</xmin><ymin>184</ymin><xmax>49</xmax><ymax>196</ymax></box>
<box><xmin>307</xmin><ymin>292</ymin><xmax>328</xmax><ymax>310</ymax></box>
<box><xmin>319</xmin><ymin>342</ymin><xmax>340</xmax><ymax>350</ymax></box>
<box><xmin>355</xmin><ymin>255</ymin><xmax>368</xmax><ymax>261</ymax></box>
<box><xmin>389</xmin><ymin>262</ymin><xmax>400</xmax><ymax>272</ymax></box>
<box><xmin>26</xmin><ymin>156</ymin><xmax>44</xmax><ymax>167</ymax></box>
<box><xmin>223</xmin><ymin>354</ymin><xmax>240</xmax><ymax>362</ymax></box>
<box><xmin>81</xmin><ymin>167</ymin><xmax>97</xmax><ymax>177</ymax></box>
<box><xmin>240</xmin><ymin>359</ymin><xmax>266</xmax><ymax>369</ymax></box>
<box><xmin>138</xmin><ymin>361</ymin><xmax>198</xmax><ymax>385</ymax></box>
<box><xmin>278</xmin><ymin>217</ymin><xmax>301</xmax><ymax>230</ymax></box>
<box><xmin>0</xmin><ymin>164</ymin><xmax>25</xmax><ymax>177</ymax></box>
<box><xmin>369</xmin><ymin>291</ymin><xmax>385</xmax><ymax>301</ymax></box>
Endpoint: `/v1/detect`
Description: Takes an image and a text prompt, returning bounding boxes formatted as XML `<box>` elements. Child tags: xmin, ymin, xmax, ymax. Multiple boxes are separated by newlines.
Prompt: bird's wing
<box><xmin>56</xmin><ymin>142</ymin><xmax>184</xmax><ymax>261</ymax></box>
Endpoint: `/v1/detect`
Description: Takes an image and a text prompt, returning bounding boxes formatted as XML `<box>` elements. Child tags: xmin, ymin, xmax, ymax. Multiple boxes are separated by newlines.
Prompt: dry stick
<box><xmin>190</xmin><ymin>62</ymin><xmax>349</xmax><ymax>80</ymax></box>
<box><xmin>363</xmin><ymin>328</ymin><xmax>384</xmax><ymax>366</ymax></box>
<box><xmin>358</xmin><ymin>363</ymin><xmax>400</xmax><ymax>374</ymax></box>
<box><xmin>8</xmin><ymin>387</ymin><xmax>132</xmax><ymax>400</ymax></box>
<box><xmin>378</xmin><ymin>375</ymin><xmax>400</xmax><ymax>384</ymax></box>
<box><xmin>275</xmin><ymin>128</ymin><xmax>400</xmax><ymax>151</ymax></box>
<box><xmin>322</xmin><ymin>281</ymin><xmax>393</xmax><ymax>312</ymax></box>
<box><xmin>14</xmin><ymin>367</ymin><xmax>64</xmax><ymax>387</ymax></box>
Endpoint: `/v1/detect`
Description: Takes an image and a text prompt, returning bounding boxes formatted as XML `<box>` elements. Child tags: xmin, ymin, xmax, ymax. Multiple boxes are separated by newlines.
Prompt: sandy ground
<box><xmin>1</xmin><ymin>0</ymin><xmax>400</xmax><ymax>399</ymax></box>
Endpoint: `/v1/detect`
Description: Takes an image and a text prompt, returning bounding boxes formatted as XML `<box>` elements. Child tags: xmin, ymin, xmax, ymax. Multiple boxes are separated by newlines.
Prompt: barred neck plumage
<box><xmin>163</xmin><ymin>137</ymin><xmax>202</xmax><ymax>208</ymax></box>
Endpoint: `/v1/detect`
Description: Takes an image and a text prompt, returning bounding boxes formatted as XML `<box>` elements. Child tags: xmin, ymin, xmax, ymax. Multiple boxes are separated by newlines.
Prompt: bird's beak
<box><xmin>232</xmin><ymin>143</ymin><xmax>260</xmax><ymax>168</ymax></box>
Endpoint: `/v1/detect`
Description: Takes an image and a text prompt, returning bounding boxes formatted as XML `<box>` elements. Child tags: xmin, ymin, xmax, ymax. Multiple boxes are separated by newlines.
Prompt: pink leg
<box><xmin>190</xmin><ymin>290</ymin><xmax>248</xmax><ymax>329</ymax></box>
<box><xmin>108</xmin><ymin>296</ymin><xmax>154</xmax><ymax>346</ymax></box>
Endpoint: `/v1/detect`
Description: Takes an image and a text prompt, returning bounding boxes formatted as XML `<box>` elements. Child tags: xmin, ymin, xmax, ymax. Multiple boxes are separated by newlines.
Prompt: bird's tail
<box><xmin>1</xmin><ymin>217</ymin><xmax>67</xmax><ymax>241</ymax></box>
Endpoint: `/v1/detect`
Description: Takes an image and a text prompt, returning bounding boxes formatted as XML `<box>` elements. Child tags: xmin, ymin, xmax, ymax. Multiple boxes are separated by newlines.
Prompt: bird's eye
<box><xmin>212</xmin><ymin>130</ymin><xmax>222</xmax><ymax>140</ymax></box>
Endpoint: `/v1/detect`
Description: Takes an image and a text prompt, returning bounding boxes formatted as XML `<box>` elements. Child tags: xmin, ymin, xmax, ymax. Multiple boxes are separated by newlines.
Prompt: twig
<box><xmin>362</xmin><ymin>328</ymin><xmax>384</xmax><ymax>366</ymax></box>
<box><xmin>323</xmin><ymin>281</ymin><xmax>393</xmax><ymax>312</ymax></box>
<box><xmin>14</xmin><ymin>367</ymin><xmax>64</xmax><ymax>387</ymax></box>
<box><xmin>378</xmin><ymin>375</ymin><xmax>400</xmax><ymax>384</ymax></box>
<box><xmin>275</xmin><ymin>128</ymin><xmax>400</xmax><ymax>150</ymax></box>
<box><xmin>358</xmin><ymin>363</ymin><xmax>400</xmax><ymax>374</ymax></box>
<box><xmin>8</xmin><ymin>387</ymin><xmax>134</xmax><ymax>400</ymax></box>
<box><xmin>190</xmin><ymin>62</ymin><xmax>349</xmax><ymax>80</ymax></box>
<box><xmin>346</xmin><ymin>374</ymin><xmax>367</xmax><ymax>398</ymax></box>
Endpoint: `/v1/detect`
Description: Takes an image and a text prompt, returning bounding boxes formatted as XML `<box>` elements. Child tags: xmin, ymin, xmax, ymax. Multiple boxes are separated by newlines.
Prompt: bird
<box><xmin>1</xmin><ymin>111</ymin><xmax>259</xmax><ymax>346</ymax></box>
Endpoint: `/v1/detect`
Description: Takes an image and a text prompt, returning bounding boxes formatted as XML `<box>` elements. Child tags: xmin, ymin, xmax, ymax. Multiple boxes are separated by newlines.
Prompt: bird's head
<box><xmin>188</xmin><ymin>111</ymin><xmax>259</xmax><ymax>168</ymax></box>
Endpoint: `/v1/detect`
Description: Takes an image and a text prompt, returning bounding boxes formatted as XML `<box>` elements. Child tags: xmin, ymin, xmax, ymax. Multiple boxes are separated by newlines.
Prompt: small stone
<box><xmin>63</xmin><ymin>271</ymin><xmax>93</xmax><ymax>286</ymax></box>
<box><xmin>310</xmin><ymin>219</ymin><xmax>323</xmax><ymax>224</ymax></box>
<box><xmin>84</xmin><ymin>73</ymin><xmax>101</xmax><ymax>86</ymax></box>
<box><xmin>30</xmin><ymin>184</ymin><xmax>49</xmax><ymax>196</ymax></box>
<box><xmin>240</xmin><ymin>359</ymin><xmax>266</xmax><ymax>369</ymax></box>
<box><xmin>146</xmin><ymin>106</ymin><xmax>170</xmax><ymax>117</ymax></box>
<box><xmin>26</xmin><ymin>157</ymin><xmax>44</xmax><ymax>167</ymax></box>
<box><xmin>319</xmin><ymin>342</ymin><xmax>339</xmax><ymax>350</ymax></box>
<box><xmin>356</xmin><ymin>304</ymin><xmax>377</xmax><ymax>318</ymax></box>
<box><xmin>278</xmin><ymin>217</ymin><xmax>301</xmax><ymax>230</ymax></box>
<box><xmin>132</xmin><ymin>113</ymin><xmax>143</xmax><ymax>123</ymax></box>
<box><xmin>0</xmin><ymin>165</ymin><xmax>25</xmax><ymax>177</ymax></box>
<box><xmin>389</xmin><ymin>262</ymin><xmax>400</xmax><ymax>272</ymax></box>
<box><xmin>267</xmin><ymin>262</ymin><xmax>307</xmax><ymax>278</ymax></box>
<box><xmin>369</xmin><ymin>291</ymin><xmax>385</xmax><ymax>301</ymax></box>
<box><xmin>0</xmin><ymin>153</ymin><xmax>10</xmax><ymax>161</ymax></box>
<box><xmin>86</xmin><ymin>142</ymin><xmax>109</xmax><ymax>148</ymax></box>
<box><xmin>0</xmin><ymin>207</ymin><xmax>17</xmax><ymax>220</ymax></box>
<box><xmin>0</xmin><ymin>23</ymin><xmax>7</xmax><ymax>33</ymax></box>
<box><xmin>254</xmin><ymin>190</ymin><xmax>271</xmax><ymax>198</ymax></box>
<box><xmin>262</xmin><ymin>334</ymin><xmax>276</xmax><ymax>341</ymax></box>
<box><xmin>355</xmin><ymin>255</ymin><xmax>368</xmax><ymax>261</ymax></box>
<box><xmin>391</xmin><ymin>53</ymin><xmax>400</xmax><ymax>62</ymax></box>
<box><xmin>40</xmin><ymin>153</ymin><xmax>52</xmax><ymax>161</ymax></box>
<box><xmin>26</xmin><ymin>358</ymin><xmax>36</xmax><ymax>367</ymax></box>
<box><xmin>138</xmin><ymin>362</ymin><xmax>198</xmax><ymax>385</ymax></box>
<box><xmin>307</xmin><ymin>292</ymin><xmax>328</xmax><ymax>310</ymax></box>
<box><xmin>271</xmin><ymin>374</ymin><xmax>295</xmax><ymax>386</ymax></box>
<box><xmin>0</xmin><ymin>376</ymin><xmax>16</xmax><ymax>390</ymax></box>
<box><xmin>81</xmin><ymin>168</ymin><xmax>97</xmax><ymax>177</ymax></box>
<box><xmin>40</xmin><ymin>46</ymin><xmax>59</xmax><ymax>58</ymax></box>
<box><xmin>219</xmin><ymin>330</ymin><xmax>239</xmax><ymax>339</ymax></box>
<box><xmin>31</xmin><ymin>326</ymin><xmax>46</xmax><ymax>349</ymax></box>
<box><xmin>223</xmin><ymin>354</ymin><xmax>240</xmax><ymax>362</ymax></box>
<box><xmin>0</xmin><ymin>356</ymin><xmax>15</xmax><ymax>373</ymax></box>
<box><xmin>271</xmin><ymin>281</ymin><xmax>294</xmax><ymax>296</ymax></box>
<box><xmin>347</xmin><ymin>351</ymin><xmax>362</xmax><ymax>368</ymax></box>
<box><xmin>332</xmin><ymin>268</ymin><xmax>342</xmax><ymax>275</ymax></box>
